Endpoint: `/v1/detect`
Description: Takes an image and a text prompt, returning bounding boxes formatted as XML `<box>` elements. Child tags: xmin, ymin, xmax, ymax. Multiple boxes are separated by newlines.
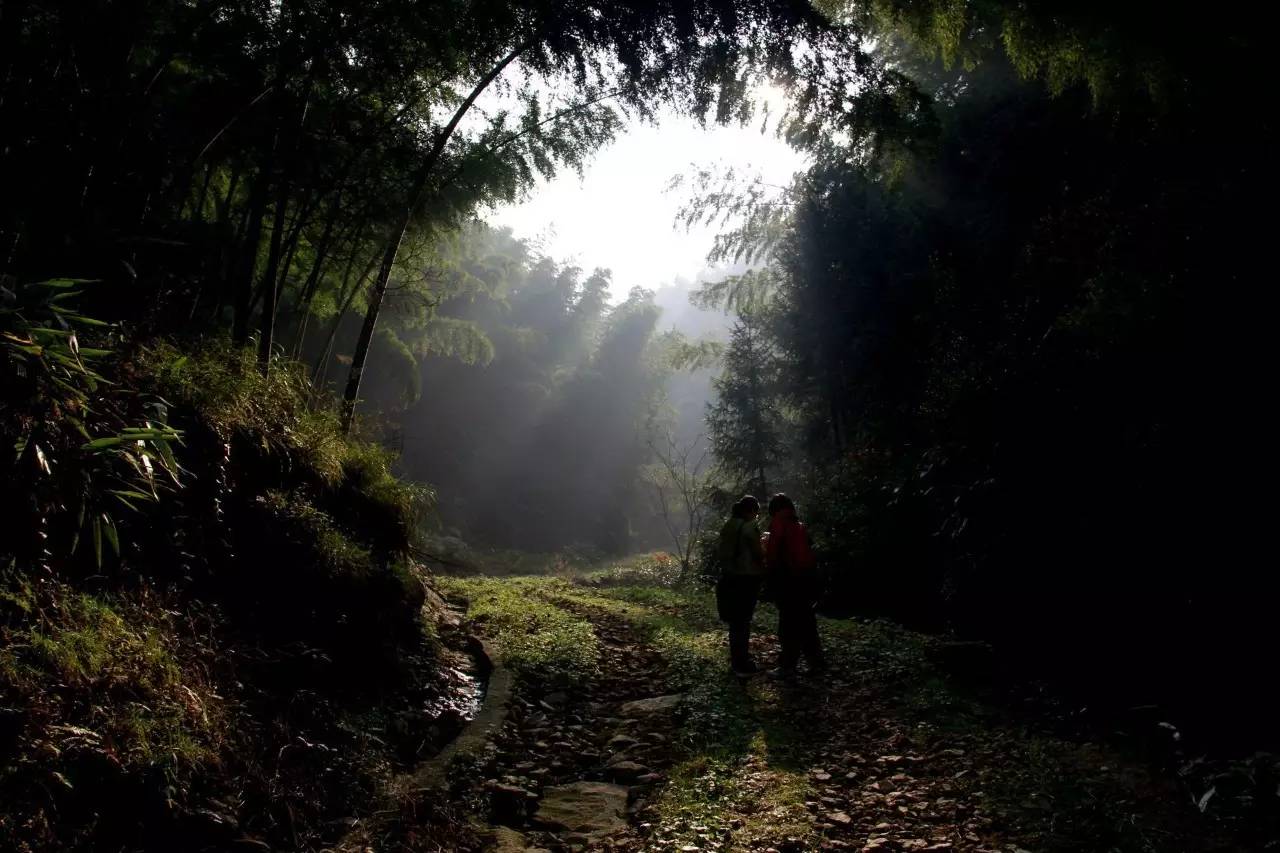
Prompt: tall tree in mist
<box><xmin>706</xmin><ymin>310</ymin><xmax>784</xmax><ymax>497</ymax></box>
<box><xmin>398</xmin><ymin>227</ymin><xmax>683</xmax><ymax>555</ymax></box>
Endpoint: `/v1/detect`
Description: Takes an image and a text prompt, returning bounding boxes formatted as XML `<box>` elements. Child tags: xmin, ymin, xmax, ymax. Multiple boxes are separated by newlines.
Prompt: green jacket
<box><xmin>718</xmin><ymin>517</ymin><xmax>766</xmax><ymax>576</ymax></box>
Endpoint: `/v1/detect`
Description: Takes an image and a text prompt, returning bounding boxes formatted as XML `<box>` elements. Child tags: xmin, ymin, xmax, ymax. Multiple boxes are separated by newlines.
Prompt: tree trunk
<box><xmin>186</xmin><ymin>164</ymin><xmax>220</xmax><ymax>319</ymax></box>
<box><xmin>258</xmin><ymin>71</ymin><xmax>315</xmax><ymax>372</ymax></box>
<box><xmin>255</xmin><ymin>187</ymin><xmax>291</xmax><ymax>370</ymax></box>
<box><xmin>827</xmin><ymin>365</ymin><xmax>844</xmax><ymax>451</ymax></box>
<box><xmin>274</xmin><ymin>189</ymin><xmax>314</xmax><ymax>289</ymax></box>
<box><xmin>315</xmin><ymin>249</ymin><xmax>379</xmax><ymax>384</ymax></box>
<box><xmin>340</xmin><ymin>40</ymin><xmax>530</xmax><ymax>433</ymax></box>
<box><xmin>190</xmin><ymin>163</ymin><xmax>215</xmax><ymax>222</ymax></box>
<box><xmin>208</xmin><ymin>164</ymin><xmax>244</xmax><ymax>319</ymax></box>
<box><xmin>292</xmin><ymin>204</ymin><xmax>352</xmax><ymax>356</ymax></box>
<box><xmin>215</xmin><ymin>164</ymin><xmax>243</xmax><ymax>230</ymax></box>
<box><xmin>746</xmin><ymin>321</ymin><xmax>769</xmax><ymax>497</ymax></box>
<box><xmin>232</xmin><ymin>154</ymin><xmax>275</xmax><ymax>343</ymax></box>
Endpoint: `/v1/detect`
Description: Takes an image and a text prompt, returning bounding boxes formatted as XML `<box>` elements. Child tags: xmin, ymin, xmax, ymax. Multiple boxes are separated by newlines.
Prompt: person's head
<box><xmin>732</xmin><ymin>495</ymin><xmax>760</xmax><ymax>520</ymax></box>
<box><xmin>768</xmin><ymin>493</ymin><xmax>796</xmax><ymax>517</ymax></box>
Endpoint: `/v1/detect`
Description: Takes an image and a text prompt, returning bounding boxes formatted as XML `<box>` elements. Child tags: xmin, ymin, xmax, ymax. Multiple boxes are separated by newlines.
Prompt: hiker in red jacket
<box><xmin>765</xmin><ymin>493</ymin><xmax>825</xmax><ymax>674</ymax></box>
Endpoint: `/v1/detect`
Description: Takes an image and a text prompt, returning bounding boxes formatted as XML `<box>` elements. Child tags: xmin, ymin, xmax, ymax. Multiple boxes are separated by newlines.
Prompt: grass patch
<box><xmin>26</xmin><ymin>595</ymin><xmax>178</xmax><ymax>688</ymax></box>
<box><xmin>0</xmin><ymin>573</ymin><xmax>222</xmax><ymax>771</ymax></box>
<box><xmin>436</xmin><ymin>576</ymin><xmax>598</xmax><ymax>683</ymax></box>
<box><xmin>431</xmin><ymin>559</ymin><xmax>1232</xmax><ymax>853</ymax></box>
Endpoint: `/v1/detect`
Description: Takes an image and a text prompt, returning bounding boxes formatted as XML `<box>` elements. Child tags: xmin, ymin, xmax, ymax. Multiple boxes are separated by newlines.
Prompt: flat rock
<box><xmin>488</xmin><ymin>782</ymin><xmax>533</xmax><ymax>822</ymax></box>
<box><xmin>606</xmin><ymin>760</ymin><xmax>650</xmax><ymax>781</ymax></box>
<box><xmin>533</xmin><ymin>781</ymin><xmax>630</xmax><ymax>834</ymax></box>
<box><xmin>619</xmin><ymin>694</ymin><xmax>684</xmax><ymax>716</ymax></box>
<box><xmin>487</xmin><ymin>827</ymin><xmax>530</xmax><ymax>852</ymax></box>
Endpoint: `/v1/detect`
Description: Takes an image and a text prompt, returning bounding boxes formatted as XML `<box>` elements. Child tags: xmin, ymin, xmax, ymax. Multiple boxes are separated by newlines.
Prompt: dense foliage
<box><xmin>1</xmin><ymin>329</ymin><xmax>452</xmax><ymax>849</ymax></box>
<box><xmin>694</xmin><ymin>4</ymin><xmax>1272</xmax><ymax>741</ymax></box>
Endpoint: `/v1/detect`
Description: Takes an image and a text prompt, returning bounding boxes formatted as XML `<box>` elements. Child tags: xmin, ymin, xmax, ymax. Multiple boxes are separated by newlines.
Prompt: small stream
<box><xmin>413</xmin><ymin>634</ymin><xmax>513</xmax><ymax>790</ymax></box>
<box><xmin>416</xmin><ymin>635</ymin><xmax>490</xmax><ymax>764</ymax></box>
<box><xmin>426</xmin><ymin>642</ymin><xmax>487</xmax><ymax>724</ymax></box>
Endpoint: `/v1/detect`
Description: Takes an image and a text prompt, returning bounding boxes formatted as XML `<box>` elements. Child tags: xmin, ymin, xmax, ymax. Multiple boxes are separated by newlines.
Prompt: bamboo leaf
<box><xmin>102</xmin><ymin>514</ymin><xmax>120</xmax><ymax>556</ymax></box>
<box><xmin>33</xmin><ymin>443</ymin><xmax>51</xmax><ymax>475</ymax></box>
<box><xmin>83</xmin><ymin>436</ymin><xmax>127</xmax><ymax>451</ymax></box>
<box><xmin>33</xmin><ymin>278</ymin><xmax>98</xmax><ymax>289</ymax></box>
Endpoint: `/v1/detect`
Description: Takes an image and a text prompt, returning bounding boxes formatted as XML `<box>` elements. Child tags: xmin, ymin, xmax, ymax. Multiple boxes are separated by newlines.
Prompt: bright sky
<box><xmin>486</xmin><ymin>110</ymin><xmax>807</xmax><ymax>300</ymax></box>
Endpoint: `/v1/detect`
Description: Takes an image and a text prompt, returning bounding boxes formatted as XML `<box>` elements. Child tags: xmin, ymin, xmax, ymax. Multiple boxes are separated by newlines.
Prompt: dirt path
<box><xmin>438</xmin><ymin>577</ymin><xmax>1243</xmax><ymax>853</ymax></box>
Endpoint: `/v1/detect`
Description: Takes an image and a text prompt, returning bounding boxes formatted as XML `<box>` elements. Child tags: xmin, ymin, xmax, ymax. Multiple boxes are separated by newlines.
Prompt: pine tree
<box><xmin>706</xmin><ymin>310</ymin><xmax>785</xmax><ymax>496</ymax></box>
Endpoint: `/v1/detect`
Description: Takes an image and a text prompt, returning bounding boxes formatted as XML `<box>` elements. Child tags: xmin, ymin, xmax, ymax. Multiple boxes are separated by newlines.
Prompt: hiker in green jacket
<box><xmin>716</xmin><ymin>495</ymin><xmax>767</xmax><ymax>676</ymax></box>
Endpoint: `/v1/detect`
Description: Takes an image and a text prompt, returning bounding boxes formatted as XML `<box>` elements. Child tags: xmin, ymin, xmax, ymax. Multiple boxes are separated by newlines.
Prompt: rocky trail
<box><xmin>468</xmin><ymin>602</ymin><xmax>684</xmax><ymax>851</ymax></box>
<box><xmin>412</xmin><ymin>577</ymin><xmax>1269</xmax><ymax>853</ymax></box>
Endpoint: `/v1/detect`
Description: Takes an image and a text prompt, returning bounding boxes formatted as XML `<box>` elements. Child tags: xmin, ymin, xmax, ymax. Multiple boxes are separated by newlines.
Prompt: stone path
<box><xmin>466</xmin><ymin>604</ymin><xmax>684</xmax><ymax>851</ymax></box>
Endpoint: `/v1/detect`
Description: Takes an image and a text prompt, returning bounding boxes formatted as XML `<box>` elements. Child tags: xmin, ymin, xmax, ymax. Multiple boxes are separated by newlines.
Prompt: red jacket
<box><xmin>765</xmin><ymin>508</ymin><xmax>814</xmax><ymax>576</ymax></box>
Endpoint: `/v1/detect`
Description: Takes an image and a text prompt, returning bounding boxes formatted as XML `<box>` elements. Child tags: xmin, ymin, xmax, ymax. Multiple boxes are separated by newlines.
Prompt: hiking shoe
<box><xmin>731</xmin><ymin>662</ymin><xmax>760</xmax><ymax>677</ymax></box>
<box><xmin>769</xmin><ymin>665</ymin><xmax>799</xmax><ymax>681</ymax></box>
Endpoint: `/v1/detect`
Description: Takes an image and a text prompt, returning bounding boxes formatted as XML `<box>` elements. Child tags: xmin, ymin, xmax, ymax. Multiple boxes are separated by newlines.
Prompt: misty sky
<box><xmin>486</xmin><ymin>109</ymin><xmax>806</xmax><ymax>301</ymax></box>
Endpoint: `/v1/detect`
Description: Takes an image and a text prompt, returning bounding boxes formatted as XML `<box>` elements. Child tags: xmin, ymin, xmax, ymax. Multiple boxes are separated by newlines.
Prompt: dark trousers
<box><xmin>717</xmin><ymin>574</ymin><xmax>762</xmax><ymax>669</ymax></box>
<box><xmin>777</xmin><ymin>587</ymin><xmax>824</xmax><ymax>669</ymax></box>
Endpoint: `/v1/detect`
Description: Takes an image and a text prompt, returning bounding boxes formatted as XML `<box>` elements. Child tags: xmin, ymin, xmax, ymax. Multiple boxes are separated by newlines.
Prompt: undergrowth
<box><xmin>2</xmin><ymin>337</ymin><xmax>457</xmax><ymax>852</ymax></box>
<box><xmin>0</xmin><ymin>571</ymin><xmax>223</xmax><ymax>770</ymax></box>
<box><xmin>137</xmin><ymin>339</ymin><xmax>431</xmax><ymax>555</ymax></box>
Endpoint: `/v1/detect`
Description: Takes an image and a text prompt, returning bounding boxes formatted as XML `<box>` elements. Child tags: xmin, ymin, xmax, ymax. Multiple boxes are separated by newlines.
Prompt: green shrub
<box><xmin>586</xmin><ymin>551</ymin><xmax>684</xmax><ymax>587</ymax></box>
<box><xmin>134</xmin><ymin>338</ymin><xmax>314</xmax><ymax>448</ymax></box>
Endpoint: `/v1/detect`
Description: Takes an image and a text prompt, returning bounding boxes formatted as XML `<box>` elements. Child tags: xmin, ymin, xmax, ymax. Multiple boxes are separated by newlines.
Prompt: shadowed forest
<box><xmin>0</xmin><ymin>1</ymin><xmax>1274</xmax><ymax>851</ymax></box>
